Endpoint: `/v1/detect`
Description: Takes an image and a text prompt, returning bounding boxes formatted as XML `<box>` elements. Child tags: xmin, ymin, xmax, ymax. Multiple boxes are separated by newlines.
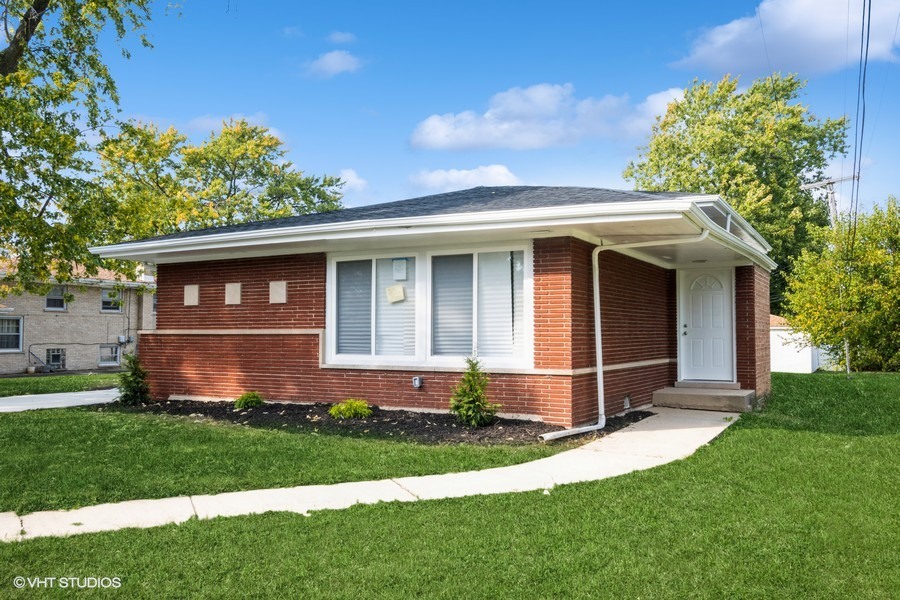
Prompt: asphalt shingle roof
<box><xmin>139</xmin><ymin>186</ymin><xmax>693</xmax><ymax>243</ymax></box>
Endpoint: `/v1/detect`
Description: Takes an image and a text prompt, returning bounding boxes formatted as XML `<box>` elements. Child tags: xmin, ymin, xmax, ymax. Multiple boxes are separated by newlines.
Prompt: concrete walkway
<box><xmin>0</xmin><ymin>388</ymin><xmax>119</xmax><ymax>413</ymax></box>
<box><xmin>0</xmin><ymin>407</ymin><xmax>738</xmax><ymax>543</ymax></box>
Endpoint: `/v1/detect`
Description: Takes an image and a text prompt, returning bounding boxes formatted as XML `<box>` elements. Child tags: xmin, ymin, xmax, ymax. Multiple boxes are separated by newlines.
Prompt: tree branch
<box><xmin>0</xmin><ymin>0</ymin><xmax>50</xmax><ymax>76</ymax></box>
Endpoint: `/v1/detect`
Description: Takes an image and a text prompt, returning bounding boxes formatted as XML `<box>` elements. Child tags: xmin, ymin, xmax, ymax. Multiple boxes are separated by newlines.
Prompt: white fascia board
<box><xmin>686</xmin><ymin>207</ymin><xmax>778</xmax><ymax>270</ymax></box>
<box><xmin>90</xmin><ymin>200</ymin><xmax>697</xmax><ymax>261</ymax></box>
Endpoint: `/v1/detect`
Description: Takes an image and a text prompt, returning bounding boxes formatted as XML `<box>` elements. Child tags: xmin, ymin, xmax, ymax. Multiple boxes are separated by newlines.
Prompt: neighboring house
<box><xmin>770</xmin><ymin>315</ymin><xmax>829</xmax><ymax>374</ymax></box>
<box><xmin>0</xmin><ymin>268</ymin><xmax>155</xmax><ymax>375</ymax></box>
<box><xmin>92</xmin><ymin>186</ymin><xmax>774</xmax><ymax>428</ymax></box>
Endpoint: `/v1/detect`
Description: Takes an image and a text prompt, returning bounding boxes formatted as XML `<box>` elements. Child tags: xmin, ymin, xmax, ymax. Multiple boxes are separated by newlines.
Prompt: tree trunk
<box><xmin>0</xmin><ymin>0</ymin><xmax>51</xmax><ymax>76</ymax></box>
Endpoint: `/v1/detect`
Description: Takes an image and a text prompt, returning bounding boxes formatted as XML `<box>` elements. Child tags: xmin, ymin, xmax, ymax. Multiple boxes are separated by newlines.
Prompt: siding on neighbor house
<box><xmin>0</xmin><ymin>286</ymin><xmax>154</xmax><ymax>374</ymax></box>
<box><xmin>141</xmin><ymin>237</ymin><xmax>769</xmax><ymax>426</ymax></box>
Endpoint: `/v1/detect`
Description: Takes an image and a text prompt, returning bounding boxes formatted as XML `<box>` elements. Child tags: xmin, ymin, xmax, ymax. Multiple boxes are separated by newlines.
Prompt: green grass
<box><xmin>1</xmin><ymin>372</ymin><xmax>897</xmax><ymax>599</ymax></box>
<box><xmin>0</xmin><ymin>373</ymin><xmax>120</xmax><ymax>398</ymax></box>
<box><xmin>0</xmin><ymin>406</ymin><xmax>566</xmax><ymax>514</ymax></box>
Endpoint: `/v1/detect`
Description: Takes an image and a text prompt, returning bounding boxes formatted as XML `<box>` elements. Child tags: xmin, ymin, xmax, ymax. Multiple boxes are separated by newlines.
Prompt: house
<box><xmin>91</xmin><ymin>186</ymin><xmax>774</xmax><ymax>428</ymax></box>
<box><xmin>770</xmin><ymin>314</ymin><xmax>830</xmax><ymax>374</ymax></box>
<box><xmin>0</xmin><ymin>267</ymin><xmax>155</xmax><ymax>374</ymax></box>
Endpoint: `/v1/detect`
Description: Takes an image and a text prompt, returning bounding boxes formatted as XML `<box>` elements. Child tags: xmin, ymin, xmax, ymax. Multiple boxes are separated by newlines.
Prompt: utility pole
<box><xmin>801</xmin><ymin>175</ymin><xmax>859</xmax><ymax>375</ymax></box>
<box><xmin>800</xmin><ymin>175</ymin><xmax>859</xmax><ymax>225</ymax></box>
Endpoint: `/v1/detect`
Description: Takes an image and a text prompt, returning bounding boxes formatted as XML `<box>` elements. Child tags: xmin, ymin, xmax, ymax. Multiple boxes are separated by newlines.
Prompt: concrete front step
<box><xmin>652</xmin><ymin>387</ymin><xmax>755</xmax><ymax>412</ymax></box>
<box><xmin>673</xmin><ymin>381</ymin><xmax>741</xmax><ymax>390</ymax></box>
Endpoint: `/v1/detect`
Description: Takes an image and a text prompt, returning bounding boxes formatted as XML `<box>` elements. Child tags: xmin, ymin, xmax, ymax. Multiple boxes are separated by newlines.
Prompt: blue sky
<box><xmin>101</xmin><ymin>0</ymin><xmax>899</xmax><ymax>210</ymax></box>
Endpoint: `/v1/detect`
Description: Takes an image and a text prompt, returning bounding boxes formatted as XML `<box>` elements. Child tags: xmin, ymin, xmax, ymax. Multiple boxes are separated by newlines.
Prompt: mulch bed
<box><xmin>112</xmin><ymin>400</ymin><xmax>654</xmax><ymax>445</ymax></box>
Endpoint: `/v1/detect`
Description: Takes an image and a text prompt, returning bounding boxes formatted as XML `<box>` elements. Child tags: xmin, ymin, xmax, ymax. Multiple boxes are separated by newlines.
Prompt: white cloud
<box><xmin>410</xmin><ymin>83</ymin><xmax>681</xmax><ymax>150</ymax></box>
<box><xmin>410</xmin><ymin>165</ymin><xmax>522</xmax><ymax>192</ymax></box>
<box><xmin>305</xmin><ymin>50</ymin><xmax>362</xmax><ymax>78</ymax></box>
<box><xmin>328</xmin><ymin>31</ymin><xmax>357</xmax><ymax>44</ymax></box>
<box><xmin>339</xmin><ymin>168</ymin><xmax>368</xmax><ymax>191</ymax></box>
<box><xmin>186</xmin><ymin>112</ymin><xmax>285</xmax><ymax>141</ymax></box>
<box><xmin>677</xmin><ymin>0</ymin><xmax>900</xmax><ymax>75</ymax></box>
<box><xmin>282</xmin><ymin>26</ymin><xmax>302</xmax><ymax>37</ymax></box>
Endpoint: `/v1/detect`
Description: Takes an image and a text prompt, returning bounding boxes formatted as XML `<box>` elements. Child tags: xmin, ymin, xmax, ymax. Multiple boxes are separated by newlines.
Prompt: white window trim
<box><xmin>98</xmin><ymin>344</ymin><xmax>121</xmax><ymax>366</ymax></box>
<box><xmin>0</xmin><ymin>316</ymin><xmax>23</xmax><ymax>353</ymax></box>
<box><xmin>101</xmin><ymin>288</ymin><xmax>123</xmax><ymax>313</ymax></box>
<box><xmin>325</xmin><ymin>242</ymin><xmax>534</xmax><ymax>370</ymax></box>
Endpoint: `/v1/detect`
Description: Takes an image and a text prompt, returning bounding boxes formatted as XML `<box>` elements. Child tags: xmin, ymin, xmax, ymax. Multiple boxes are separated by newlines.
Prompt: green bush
<box><xmin>450</xmin><ymin>357</ymin><xmax>499</xmax><ymax>427</ymax></box>
<box><xmin>329</xmin><ymin>399</ymin><xmax>373</xmax><ymax>419</ymax></box>
<box><xmin>118</xmin><ymin>353</ymin><xmax>150</xmax><ymax>406</ymax></box>
<box><xmin>234</xmin><ymin>391</ymin><xmax>265</xmax><ymax>409</ymax></box>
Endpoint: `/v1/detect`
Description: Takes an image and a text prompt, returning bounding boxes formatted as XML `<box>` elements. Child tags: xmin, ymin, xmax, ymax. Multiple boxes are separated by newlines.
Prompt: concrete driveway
<box><xmin>0</xmin><ymin>388</ymin><xmax>119</xmax><ymax>412</ymax></box>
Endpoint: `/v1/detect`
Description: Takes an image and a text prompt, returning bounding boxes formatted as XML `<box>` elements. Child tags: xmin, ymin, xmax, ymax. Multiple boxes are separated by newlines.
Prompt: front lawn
<box><xmin>0</xmin><ymin>406</ymin><xmax>568</xmax><ymax>514</ymax></box>
<box><xmin>1</xmin><ymin>372</ymin><xmax>897</xmax><ymax>598</ymax></box>
<box><xmin>0</xmin><ymin>373</ymin><xmax>119</xmax><ymax>398</ymax></box>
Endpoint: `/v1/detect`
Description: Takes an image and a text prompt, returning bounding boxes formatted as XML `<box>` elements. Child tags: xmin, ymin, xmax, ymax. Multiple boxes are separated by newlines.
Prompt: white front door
<box><xmin>679</xmin><ymin>269</ymin><xmax>734</xmax><ymax>381</ymax></box>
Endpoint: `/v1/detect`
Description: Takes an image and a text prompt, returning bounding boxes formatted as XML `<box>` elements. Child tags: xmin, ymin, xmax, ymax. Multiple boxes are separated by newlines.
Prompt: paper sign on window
<box><xmin>392</xmin><ymin>258</ymin><xmax>407</xmax><ymax>281</ymax></box>
<box><xmin>385</xmin><ymin>284</ymin><xmax>405</xmax><ymax>303</ymax></box>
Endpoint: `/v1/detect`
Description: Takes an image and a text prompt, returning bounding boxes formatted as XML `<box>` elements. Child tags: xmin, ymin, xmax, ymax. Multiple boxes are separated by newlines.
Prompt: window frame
<box><xmin>0</xmin><ymin>316</ymin><xmax>23</xmax><ymax>353</ymax></box>
<box><xmin>325</xmin><ymin>242</ymin><xmax>533</xmax><ymax>370</ymax></box>
<box><xmin>100</xmin><ymin>288</ymin><xmax>123</xmax><ymax>313</ymax></box>
<box><xmin>98</xmin><ymin>344</ymin><xmax>121</xmax><ymax>367</ymax></box>
<box><xmin>45</xmin><ymin>285</ymin><xmax>67</xmax><ymax>311</ymax></box>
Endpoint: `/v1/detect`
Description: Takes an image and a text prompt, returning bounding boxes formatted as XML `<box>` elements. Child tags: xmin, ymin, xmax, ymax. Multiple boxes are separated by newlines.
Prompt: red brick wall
<box><xmin>143</xmin><ymin>241</ymin><xmax>690</xmax><ymax>427</ymax></box>
<box><xmin>568</xmin><ymin>250</ymin><xmax>677</xmax><ymax>425</ymax></box>
<box><xmin>156</xmin><ymin>254</ymin><xmax>325</xmax><ymax>330</ymax></box>
<box><xmin>140</xmin><ymin>333</ymin><xmax>576</xmax><ymax>425</ymax></box>
<box><xmin>735</xmin><ymin>265</ymin><xmax>772</xmax><ymax>398</ymax></box>
<box><xmin>532</xmin><ymin>238</ymin><xmax>575</xmax><ymax>370</ymax></box>
<box><xmin>598</xmin><ymin>251</ymin><xmax>676</xmax><ymax>365</ymax></box>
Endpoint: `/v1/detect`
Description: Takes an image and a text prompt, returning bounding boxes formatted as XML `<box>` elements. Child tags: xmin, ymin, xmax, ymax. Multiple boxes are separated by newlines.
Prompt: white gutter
<box><xmin>540</xmin><ymin>229</ymin><xmax>710</xmax><ymax>442</ymax></box>
<box><xmin>90</xmin><ymin>200</ymin><xmax>699</xmax><ymax>260</ymax></box>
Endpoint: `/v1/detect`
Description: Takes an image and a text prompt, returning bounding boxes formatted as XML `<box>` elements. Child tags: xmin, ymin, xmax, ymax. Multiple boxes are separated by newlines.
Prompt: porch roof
<box><xmin>91</xmin><ymin>186</ymin><xmax>776</xmax><ymax>270</ymax></box>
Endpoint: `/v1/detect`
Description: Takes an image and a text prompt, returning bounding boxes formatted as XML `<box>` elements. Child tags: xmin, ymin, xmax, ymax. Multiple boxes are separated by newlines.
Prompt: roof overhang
<box><xmin>90</xmin><ymin>195</ymin><xmax>776</xmax><ymax>271</ymax></box>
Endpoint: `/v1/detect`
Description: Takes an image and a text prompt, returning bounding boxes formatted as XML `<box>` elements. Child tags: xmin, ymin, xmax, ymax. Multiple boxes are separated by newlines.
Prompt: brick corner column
<box><xmin>735</xmin><ymin>265</ymin><xmax>771</xmax><ymax>398</ymax></box>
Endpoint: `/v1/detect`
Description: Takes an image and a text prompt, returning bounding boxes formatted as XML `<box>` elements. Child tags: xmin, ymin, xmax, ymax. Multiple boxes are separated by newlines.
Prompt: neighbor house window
<box><xmin>46</xmin><ymin>348</ymin><xmax>66</xmax><ymax>369</ymax></box>
<box><xmin>45</xmin><ymin>285</ymin><xmax>66</xmax><ymax>311</ymax></box>
<box><xmin>328</xmin><ymin>245</ymin><xmax>531</xmax><ymax>368</ymax></box>
<box><xmin>0</xmin><ymin>317</ymin><xmax>22</xmax><ymax>352</ymax></box>
<box><xmin>335</xmin><ymin>257</ymin><xmax>417</xmax><ymax>356</ymax></box>
<box><xmin>99</xmin><ymin>344</ymin><xmax>120</xmax><ymax>366</ymax></box>
<box><xmin>101</xmin><ymin>289</ymin><xmax>121</xmax><ymax>312</ymax></box>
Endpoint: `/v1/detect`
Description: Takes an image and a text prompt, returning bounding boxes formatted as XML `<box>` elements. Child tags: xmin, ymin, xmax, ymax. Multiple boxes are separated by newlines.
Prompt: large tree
<box><xmin>97</xmin><ymin>119</ymin><xmax>344</xmax><ymax>244</ymax></box>
<box><xmin>785</xmin><ymin>198</ymin><xmax>900</xmax><ymax>372</ymax></box>
<box><xmin>1</xmin><ymin>0</ymin><xmax>153</xmax><ymax>294</ymax></box>
<box><xmin>623</xmin><ymin>74</ymin><xmax>848</xmax><ymax>312</ymax></box>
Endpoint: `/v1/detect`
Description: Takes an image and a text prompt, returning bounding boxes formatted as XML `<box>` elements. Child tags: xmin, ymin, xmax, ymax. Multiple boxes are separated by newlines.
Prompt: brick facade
<box><xmin>735</xmin><ymin>265</ymin><xmax>772</xmax><ymax>399</ymax></box>
<box><xmin>141</xmin><ymin>237</ymin><xmax>769</xmax><ymax>426</ymax></box>
<box><xmin>0</xmin><ymin>285</ymin><xmax>153</xmax><ymax>374</ymax></box>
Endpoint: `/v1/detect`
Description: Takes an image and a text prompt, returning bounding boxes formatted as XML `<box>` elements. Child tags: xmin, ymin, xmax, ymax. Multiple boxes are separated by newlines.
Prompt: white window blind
<box><xmin>375</xmin><ymin>258</ymin><xmax>416</xmax><ymax>355</ymax></box>
<box><xmin>477</xmin><ymin>251</ymin><xmax>524</xmax><ymax>357</ymax></box>
<box><xmin>336</xmin><ymin>260</ymin><xmax>372</xmax><ymax>354</ymax></box>
<box><xmin>432</xmin><ymin>254</ymin><xmax>474</xmax><ymax>355</ymax></box>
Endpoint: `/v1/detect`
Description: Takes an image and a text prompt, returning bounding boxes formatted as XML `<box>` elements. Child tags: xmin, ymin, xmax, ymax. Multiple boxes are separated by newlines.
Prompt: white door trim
<box><xmin>676</xmin><ymin>268</ymin><xmax>737</xmax><ymax>383</ymax></box>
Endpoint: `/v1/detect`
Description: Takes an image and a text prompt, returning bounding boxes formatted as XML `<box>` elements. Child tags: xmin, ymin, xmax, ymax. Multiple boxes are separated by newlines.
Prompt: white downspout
<box><xmin>540</xmin><ymin>229</ymin><xmax>710</xmax><ymax>441</ymax></box>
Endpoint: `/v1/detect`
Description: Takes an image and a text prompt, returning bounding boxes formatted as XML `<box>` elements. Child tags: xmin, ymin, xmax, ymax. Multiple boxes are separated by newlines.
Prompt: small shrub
<box><xmin>119</xmin><ymin>353</ymin><xmax>150</xmax><ymax>406</ymax></box>
<box><xmin>450</xmin><ymin>357</ymin><xmax>499</xmax><ymax>427</ymax></box>
<box><xmin>329</xmin><ymin>399</ymin><xmax>373</xmax><ymax>419</ymax></box>
<box><xmin>234</xmin><ymin>391</ymin><xmax>265</xmax><ymax>409</ymax></box>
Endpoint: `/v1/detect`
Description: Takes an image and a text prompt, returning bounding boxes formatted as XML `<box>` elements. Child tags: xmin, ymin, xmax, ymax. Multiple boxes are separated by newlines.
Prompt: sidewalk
<box><xmin>0</xmin><ymin>388</ymin><xmax>119</xmax><ymax>413</ymax></box>
<box><xmin>0</xmin><ymin>407</ymin><xmax>739</xmax><ymax>543</ymax></box>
